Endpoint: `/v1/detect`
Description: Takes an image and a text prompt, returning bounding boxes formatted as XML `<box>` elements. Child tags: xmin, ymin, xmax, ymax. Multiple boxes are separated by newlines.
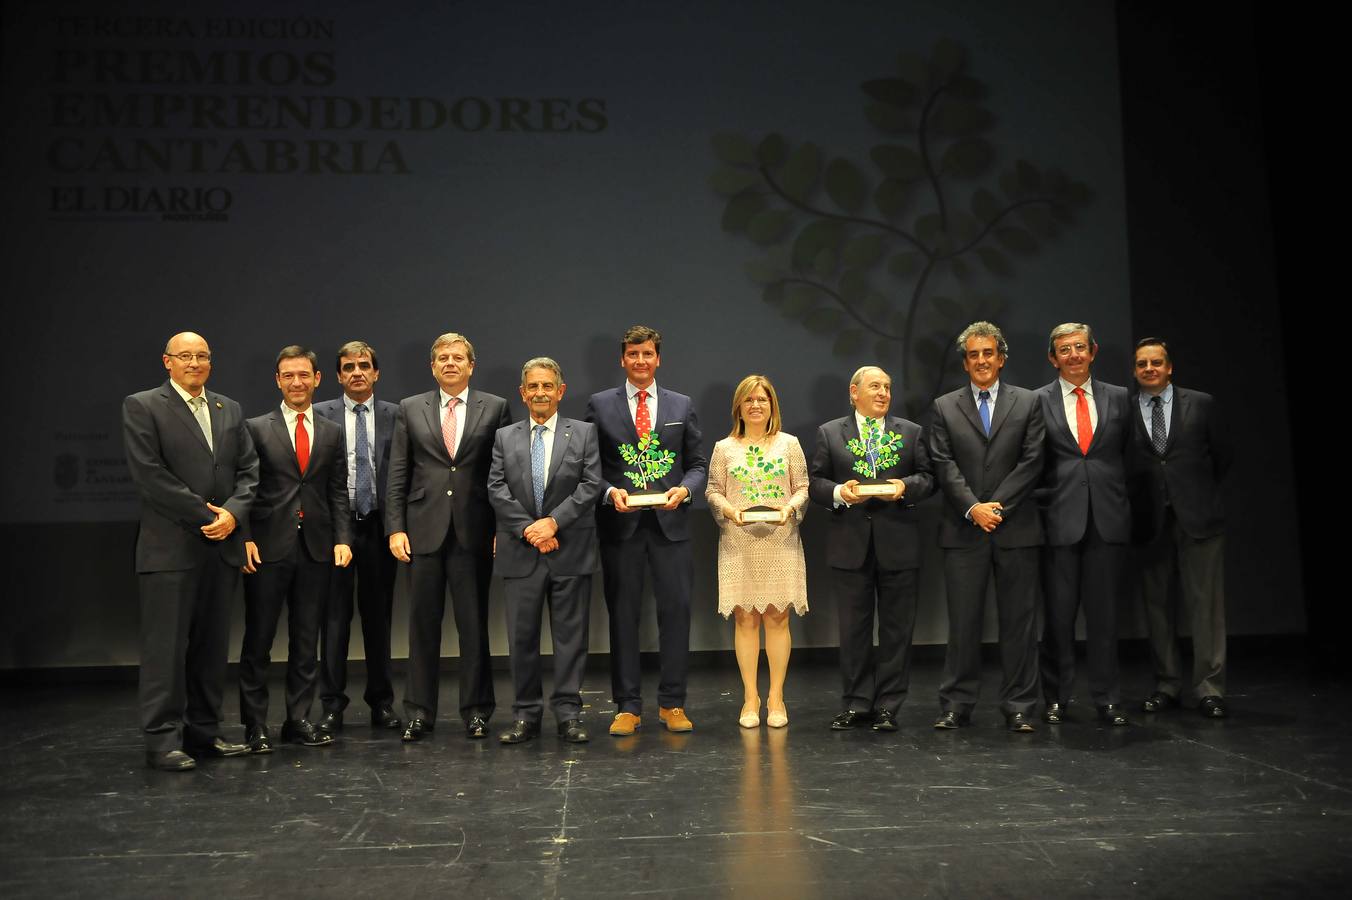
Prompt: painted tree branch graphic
<box><xmin>710</xmin><ymin>38</ymin><xmax>1091</xmax><ymax>411</ymax></box>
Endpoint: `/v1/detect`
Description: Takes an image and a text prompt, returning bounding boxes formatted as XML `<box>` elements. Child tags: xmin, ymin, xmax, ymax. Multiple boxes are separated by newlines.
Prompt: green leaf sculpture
<box><xmin>729</xmin><ymin>445</ymin><xmax>788</xmax><ymax>505</ymax></box>
<box><xmin>846</xmin><ymin>418</ymin><xmax>904</xmax><ymax>479</ymax></box>
<box><xmin>618</xmin><ymin>432</ymin><xmax>676</xmax><ymax>491</ymax></box>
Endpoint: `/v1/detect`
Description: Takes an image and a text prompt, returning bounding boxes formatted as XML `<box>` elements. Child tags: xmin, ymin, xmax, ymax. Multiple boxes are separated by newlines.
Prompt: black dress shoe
<box><xmin>246</xmin><ymin>725</ymin><xmax>274</xmax><ymax>755</ymax></box>
<box><xmin>281</xmin><ymin>719</ymin><xmax>335</xmax><ymax>746</ymax></box>
<box><xmin>933</xmin><ymin>711</ymin><xmax>970</xmax><ymax>730</ymax></box>
<box><xmin>830</xmin><ymin>709</ymin><xmax>875</xmax><ymax>730</ymax></box>
<box><xmin>146</xmin><ymin>750</ymin><xmax>196</xmax><ymax>771</ymax></box>
<box><xmin>1006</xmin><ymin>713</ymin><xmax>1036</xmax><ymax>733</ymax></box>
<box><xmin>402</xmin><ymin>717</ymin><xmax>432</xmax><ymax>742</ymax></box>
<box><xmin>318</xmin><ymin>711</ymin><xmax>343</xmax><ymax>735</ymax></box>
<box><xmin>1097</xmin><ymin>704</ymin><xmax>1130</xmax><ymax>726</ymax></box>
<box><xmin>370</xmin><ymin>706</ymin><xmax>402</xmax><ymax>730</ymax></box>
<box><xmin>871</xmin><ymin>709</ymin><xmax>899</xmax><ymax>732</ymax></box>
<box><xmin>185</xmin><ymin>736</ymin><xmax>251</xmax><ymax>758</ymax></box>
<box><xmin>1199</xmin><ymin>696</ymin><xmax>1227</xmax><ymax>718</ymax></box>
<box><xmin>466</xmin><ymin>715</ymin><xmax>489</xmax><ymax>739</ymax></box>
<box><xmin>1042</xmin><ymin>703</ymin><xmax>1065</xmax><ymax>724</ymax></box>
<box><xmin>499</xmin><ymin>720</ymin><xmax>540</xmax><ymax>744</ymax></box>
<box><xmin>557</xmin><ymin>719</ymin><xmax>589</xmax><ymax>743</ymax></box>
<box><xmin>1142</xmin><ymin>692</ymin><xmax>1178</xmax><ymax>714</ymax></box>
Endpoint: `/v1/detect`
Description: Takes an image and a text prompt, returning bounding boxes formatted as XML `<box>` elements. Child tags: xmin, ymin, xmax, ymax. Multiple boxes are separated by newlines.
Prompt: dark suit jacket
<box><xmin>384</xmin><ymin>388</ymin><xmax>512</xmax><ymax>556</ymax></box>
<box><xmin>240</xmin><ymin>408</ymin><xmax>353</xmax><ymax>563</ymax></box>
<box><xmin>488</xmin><ymin>417</ymin><xmax>602</xmax><ymax>577</ymax></box>
<box><xmin>808</xmin><ymin>414</ymin><xmax>935</xmax><ymax>570</ymax></box>
<box><xmin>313</xmin><ymin>396</ymin><xmax>397</xmax><ymax>516</ymax></box>
<box><xmin>1126</xmin><ymin>386</ymin><xmax>1231</xmax><ymax>541</ymax></box>
<box><xmin>585</xmin><ymin>385</ymin><xmax>707</xmax><ymax>543</ymax></box>
<box><xmin>928</xmin><ymin>383</ymin><xmax>1045</xmax><ymax>549</ymax></box>
<box><xmin>122</xmin><ymin>380</ymin><xmax>259</xmax><ymax>572</ymax></box>
<box><xmin>1037</xmin><ymin>378</ymin><xmax>1132</xmax><ymax>546</ymax></box>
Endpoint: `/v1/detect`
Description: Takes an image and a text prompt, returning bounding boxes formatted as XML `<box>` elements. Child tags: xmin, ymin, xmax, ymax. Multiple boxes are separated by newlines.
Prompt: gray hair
<box><xmin>955</xmin><ymin>321</ymin><xmax>1009</xmax><ymax>357</ymax></box>
<box><xmin>430</xmin><ymin>332</ymin><xmax>475</xmax><ymax>363</ymax></box>
<box><xmin>520</xmin><ymin>356</ymin><xmax>563</xmax><ymax>385</ymax></box>
<box><xmin>849</xmin><ymin>365</ymin><xmax>890</xmax><ymax>388</ymax></box>
<box><xmin>1047</xmin><ymin>322</ymin><xmax>1095</xmax><ymax>355</ymax></box>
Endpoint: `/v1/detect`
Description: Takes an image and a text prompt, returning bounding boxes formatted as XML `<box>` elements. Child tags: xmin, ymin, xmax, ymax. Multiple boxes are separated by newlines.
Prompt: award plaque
<box><xmin>741</xmin><ymin>505</ymin><xmax>783</xmax><ymax>524</ymax></box>
<box><xmin>854</xmin><ymin>479</ymin><xmax>898</xmax><ymax>498</ymax></box>
<box><xmin>625</xmin><ymin>488</ymin><xmax>669</xmax><ymax>508</ymax></box>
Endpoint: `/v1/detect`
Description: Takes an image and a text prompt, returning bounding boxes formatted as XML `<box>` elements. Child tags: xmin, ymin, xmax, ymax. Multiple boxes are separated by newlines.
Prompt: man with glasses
<box><xmin>122</xmin><ymin>332</ymin><xmax>259</xmax><ymax>771</ymax></box>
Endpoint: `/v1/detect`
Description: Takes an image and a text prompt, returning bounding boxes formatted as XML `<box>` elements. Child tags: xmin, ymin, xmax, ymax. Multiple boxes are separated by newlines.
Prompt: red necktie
<box><xmin>635</xmin><ymin>389</ymin><xmax>651</xmax><ymax>439</ymax></box>
<box><xmin>296</xmin><ymin>412</ymin><xmax>310</xmax><ymax>473</ymax></box>
<box><xmin>1073</xmin><ymin>387</ymin><xmax>1092</xmax><ymax>456</ymax></box>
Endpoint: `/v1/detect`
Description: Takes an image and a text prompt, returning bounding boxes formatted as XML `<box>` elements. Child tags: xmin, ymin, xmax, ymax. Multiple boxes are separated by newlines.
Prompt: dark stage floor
<box><xmin>2</xmin><ymin>655</ymin><xmax>1350</xmax><ymax>899</ymax></box>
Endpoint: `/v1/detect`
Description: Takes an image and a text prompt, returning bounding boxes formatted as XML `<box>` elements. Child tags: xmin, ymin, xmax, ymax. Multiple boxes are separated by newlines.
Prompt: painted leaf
<box><xmin>791</xmin><ymin>220</ymin><xmax>844</xmax><ymax>268</ymax></box>
<box><xmin>874</xmin><ymin>178</ymin><xmax>910</xmax><ymax>217</ymax></box>
<box><xmin>709</xmin><ymin>167</ymin><xmax>761</xmax><ymax>196</ymax></box>
<box><xmin>864</xmin><ymin>103</ymin><xmax>911</xmax><ymax>134</ymax></box>
<box><xmin>933</xmin><ymin>101</ymin><xmax>992</xmax><ymax>136</ymax></box>
<box><xmin>833</xmin><ymin>328</ymin><xmax>866</xmax><ymax>356</ymax></box>
<box><xmin>870</xmin><ymin>144</ymin><xmax>924</xmax><ymax>181</ymax></box>
<box><xmin>975</xmin><ymin>246</ymin><xmax>1012</xmax><ymax>276</ymax></box>
<box><xmin>888</xmin><ymin>251</ymin><xmax>922</xmax><ymax>277</ymax></box>
<box><xmin>970</xmin><ymin>187</ymin><xmax>999</xmax><ymax>223</ymax></box>
<box><xmin>939</xmin><ymin>138</ymin><xmax>992</xmax><ymax>177</ymax></box>
<box><xmin>839</xmin><ymin>268</ymin><xmax>869</xmax><ymax>303</ymax></box>
<box><xmin>825</xmin><ymin>157</ymin><xmax>868</xmax><ymax>213</ymax></box>
<box><xmin>712</xmin><ymin>133</ymin><xmax>757</xmax><ymax>165</ymax></box>
<box><xmin>861</xmin><ymin>78</ymin><xmax>916</xmax><ymax>108</ymax></box>
<box><xmin>744</xmin><ymin>258</ymin><xmax>781</xmax><ymax>285</ymax></box>
<box><xmin>757</xmin><ymin>133</ymin><xmax>788</xmax><ymax>168</ymax></box>
<box><xmin>995</xmin><ymin>226</ymin><xmax>1038</xmax><ymax>255</ymax></box>
<box><xmin>805</xmin><ymin>307</ymin><xmax>844</xmax><ymax>331</ymax></box>
<box><xmin>781</xmin><ymin>143</ymin><xmax>821</xmax><ymax>202</ymax></box>
<box><xmin>842</xmin><ymin>234</ymin><xmax>885</xmax><ymax>268</ymax></box>
<box><xmin>722</xmin><ymin>192</ymin><xmax>766</xmax><ymax>232</ymax></box>
<box><xmin>747</xmin><ymin>209</ymin><xmax>792</xmax><ymax>245</ymax></box>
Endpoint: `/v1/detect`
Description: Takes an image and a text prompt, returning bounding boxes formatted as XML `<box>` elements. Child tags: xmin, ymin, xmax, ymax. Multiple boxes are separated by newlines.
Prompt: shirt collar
<box><xmin>626</xmin><ymin>380</ymin><xmax>657</xmax><ymax>401</ymax></box>
<box><xmin>530</xmin><ymin>413</ymin><xmax>560</xmax><ymax>433</ymax></box>
<box><xmin>1059</xmin><ymin>376</ymin><xmax>1092</xmax><ymax>397</ymax></box>
<box><xmin>281</xmin><ymin>403</ymin><xmax>312</xmax><ymax>425</ymax></box>
<box><xmin>169</xmin><ymin>379</ymin><xmax>202</xmax><ymax>404</ymax></box>
<box><xmin>439</xmin><ymin>386</ymin><xmax>469</xmax><ymax>408</ymax></box>
<box><xmin>344</xmin><ymin>393</ymin><xmax>376</xmax><ymax>412</ymax></box>
<box><xmin>1139</xmin><ymin>383</ymin><xmax>1174</xmax><ymax>405</ymax></box>
<box><xmin>969</xmin><ymin>380</ymin><xmax>1000</xmax><ymax>403</ymax></box>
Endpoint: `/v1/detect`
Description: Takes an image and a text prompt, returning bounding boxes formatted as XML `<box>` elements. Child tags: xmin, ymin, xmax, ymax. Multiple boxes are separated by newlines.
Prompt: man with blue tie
<box><xmin>489</xmin><ymin>358</ymin><xmax>601</xmax><ymax>744</ymax></box>
<box><xmin>585</xmin><ymin>325</ymin><xmax>707</xmax><ymax>736</ymax></box>
<box><xmin>1127</xmin><ymin>338</ymin><xmax>1232</xmax><ymax>718</ymax></box>
<box><xmin>928</xmin><ymin>322</ymin><xmax>1046</xmax><ymax>732</ymax></box>
<box><xmin>314</xmin><ymin>341</ymin><xmax>402</xmax><ymax>734</ymax></box>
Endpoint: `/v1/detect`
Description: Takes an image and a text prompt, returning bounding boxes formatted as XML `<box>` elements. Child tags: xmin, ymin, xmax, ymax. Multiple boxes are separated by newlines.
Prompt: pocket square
<box><xmin>662</xmin><ymin>422</ymin><xmax>682</xmax><ymax>427</ymax></box>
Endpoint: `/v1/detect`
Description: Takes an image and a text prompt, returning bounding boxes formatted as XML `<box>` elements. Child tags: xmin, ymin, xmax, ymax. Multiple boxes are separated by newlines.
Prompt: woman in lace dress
<box><xmin>706</xmin><ymin>375</ymin><xmax>809</xmax><ymax>728</ymax></box>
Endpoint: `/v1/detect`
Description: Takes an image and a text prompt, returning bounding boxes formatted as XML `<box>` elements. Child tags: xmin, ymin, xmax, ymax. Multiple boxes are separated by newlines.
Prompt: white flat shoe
<box><xmin>767</xmin><ymin>705</ymin><xmax>788</xmax><ymax>728</ymax></box>
<box><xmin>739</xmin><ymin>698</ymin><xmax>761</xmax><ymax>728</ymax></box>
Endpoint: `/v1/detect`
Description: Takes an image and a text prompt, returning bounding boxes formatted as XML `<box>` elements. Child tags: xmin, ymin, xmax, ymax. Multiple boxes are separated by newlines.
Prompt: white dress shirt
<box><xmin>1057</xmin><ymin>376</ymin><xmax>1098</xmax><ymax>445</ymax></box>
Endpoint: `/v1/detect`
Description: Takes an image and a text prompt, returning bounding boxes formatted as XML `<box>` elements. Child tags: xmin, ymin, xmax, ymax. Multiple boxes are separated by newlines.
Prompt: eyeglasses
<box><xmin>169</xmin><ymin>352</ymin><xmax>212</xmax><ymax>363</ymax></box>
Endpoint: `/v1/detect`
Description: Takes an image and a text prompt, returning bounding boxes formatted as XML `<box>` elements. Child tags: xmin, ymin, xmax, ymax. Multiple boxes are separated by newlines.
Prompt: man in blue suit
<box><xmin>313</xmin><ymin>341</ymin><xmax>402</xmax><ymax>734</ymax></box>
<box><xmin>489</xmin><ymin>357</ymin><xmax>601</xmax><ymax>744</ymax></box>
<box><xmin>585</xmin><ymin>325</ymin><xmax>707</xmax><ymax>735</ymax></box>
<box><xmin>1037</xmin><ymin>322</ymin><xmax>1134</xmax><ymax>726</ymax></box>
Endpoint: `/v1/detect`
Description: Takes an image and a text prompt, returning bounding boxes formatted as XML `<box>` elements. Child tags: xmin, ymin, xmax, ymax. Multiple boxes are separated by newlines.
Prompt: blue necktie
<box><xmin>978</xmin><ymin>390</ymin><xmax>992</xmax><ymax>436</ymax></box>
<box><xmin>531</xmin><ymin>424</ymin><xmax>547</xmax><ymax>516</ymax></box>
<box><xmin>354</xmin><ymin>403</ymin><xmax>375</xmax><ymax>517</ymax></box>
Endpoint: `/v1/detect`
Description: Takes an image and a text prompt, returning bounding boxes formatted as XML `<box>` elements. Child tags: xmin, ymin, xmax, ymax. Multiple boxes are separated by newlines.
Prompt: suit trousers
<box><xmin>833</xmin><ymin>544</ymin><xmax>919</xmax><ymax>715</ymax></box>
<box><xmin>238</xmin><ymin>533</ymin><xmax>329</xmax><ymax>728</ymax></box>
<box><xmin>939</xmin><ymin>543</ymin><xmax>1040</xmax><ymax>717</ymax></box>
<box><xmin>1040</xmin><ymin>508</ymin><xmax>1127</xmax><ymax>707</ymax></box>
<box><xmin>1137</xmin><ymin>507</ymin><xmax>1227</xmax><ymax>700</ymax></box>
<box><xmin>319</xmin><ymin>514</ymin><xmax>397</xmax><ymax>714</ymax></box>
<box><xmin>404</xmin><ymin>521</ymin><xmax>495</xmax><ymax>723</ymax></box>
<box><xmin>138</xmin><ymin>553</ymin><xmax>238</xmax><ymax>751</ymax></box>
<box><xmin>600</xmin><ymin>511</ymin><xmax>692</xmax><ymax>714</ymax></box>
<box><xmin>503</xmin><ymin>567</ymin><xmax>591</xmax><ymax>724</ymax></box>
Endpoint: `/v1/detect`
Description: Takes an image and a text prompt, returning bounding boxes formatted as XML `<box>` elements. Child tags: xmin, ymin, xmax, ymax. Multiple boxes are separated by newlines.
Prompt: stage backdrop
<box><xmin>6</xmin><ymin>0</ymin><xmax>1261</xmax><ymax>671</ymax></box>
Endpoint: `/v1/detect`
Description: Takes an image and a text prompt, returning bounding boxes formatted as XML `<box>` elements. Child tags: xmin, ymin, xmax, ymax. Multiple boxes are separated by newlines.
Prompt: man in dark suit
<box><xmin>928</xmin><ymin>321</ymin><xmax>1046</xmax><ymax>733</ymax></box>
<box><xmin>809</xmin><ymin>365</ymin><xmax>934</xmax><ymax>732</ymax></box>
<box><xmin>489</xmin><ymin>357</ymin><xmax>602</xmax><ymax>744</ymax></box>
<box><xmin>1037</xmin><ymin>322</ymin><xmax>1134</xmax><ymax>726</ymax></box>
<box><xmin>585</xmin><ymin>325</ymin><xmax>707</xmax><ymax>736</ymax></box>
<box><xmin>122</xmin><ymin>331</ymin><xmax>259</xmax><ymax>771</ymax></box>
<box><xmin>1128</xmin><ymin>338</ymin><xmax>1232</xmax><ymax>718</ymax></box>
<box><xmin>386</xmin><ymin>332</ymin><xmax>512</xmax><ymax>741</ymax></box>
<box><xmin>238</xmin><ymin>346</ymin><xmax>353</xmax><ymax>751</ymax></box>
<box><xmin>313</xmin><ymin>340</ymin><xmax>402</xmax><ymax>734</ymax></box>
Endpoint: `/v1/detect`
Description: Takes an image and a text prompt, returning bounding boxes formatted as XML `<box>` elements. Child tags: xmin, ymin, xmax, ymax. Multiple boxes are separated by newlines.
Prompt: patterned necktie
<box><xmin>191</xmin><ymin>396</ymin><xmax>213</xmax><ymax>452</ymax></box>
<box><xmin>635</xmin><ymin>389</ymin><xmax>651</xmax><ymax>439</ymax></box>
<box><xmin>1150</xmin><ymin>396</ymin><xmax>1167</xmax><ymax>456</ymax></box>
<box><xmin>442</xmin><ymin>396</ymin><xmax>458</xmax><ymax>458</ymax></box>
<box><xmin>531</xmin><ymin>424</ymin><xmax>547</xmax><ymax>516</ymax></box>
<box><xmin>1073</xmin><ymin>387</ymin><xmax>1093</xmax><ymax>455</ymax></box>
<box><xmin>978</xmin><ymin>390</ymin><xmax>991</xmax><ymax>436</ymax></box>
<box><xmin>354</xmin><ymin>403</ymin><xmax>375</xmax><ymax>516</ymax></box>
<box><xmin>295</xmin><ymin>412</ymin><xmax>310</xmax><ymax>473</ymax></box>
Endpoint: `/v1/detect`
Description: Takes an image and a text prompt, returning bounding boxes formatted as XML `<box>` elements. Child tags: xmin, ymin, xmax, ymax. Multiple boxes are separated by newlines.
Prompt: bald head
<box><xmin>163</xmin><ymin>332</ymin><xmax>212</xmax><ymax>395</ymax></box>
<box><xmin>849</xmin><ymin>365</ymin><xmax>892</xmax><ymax>418</ymax></box>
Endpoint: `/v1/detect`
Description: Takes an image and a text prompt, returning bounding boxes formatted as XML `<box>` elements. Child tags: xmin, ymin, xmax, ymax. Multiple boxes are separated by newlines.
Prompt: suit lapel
<box><xmin>613</xmin><ymin>387</ymin><xmax>639</xmax><ymax>443</ymax></box>
<box><xmin>958</xmin><ymin>388</ymin><xmax>986</xmax><ymax>440</ymax></box>
<box><xmin>987</xmin><ymin>386</ymin><xmax>1015</xmax><ymax>440</ymax></box>
<box><xmin>1165</xmin><ymin>389</ymin><xmax>1186</xmax><ymax>455</ymax></box>
<box><xmin>458</xmin><ymin>391</ymin><xmax>486</xmax><ymax>458</ymax></box>
<box><xmin>420</xmin><ymin>391</ymin><xmax>449</xmax><ymax>462</ymax></box>
<box><xmin>1044</xmin><ymin>382</ymin><xmax>1072</xmax><ymax>447</ymax></box>
<box><xmin>511</xmin><ymin>422</ymin><xmax>535</xmax><ymax>508</ymax></box>
<box><xmin>269</xmin><ymin>410</ymin><xmax>301</xmax><ymax>477</ymax></box>
<box><xmin>1082</xmin><ymin>379</ymin><xmax>1109</xmax><ymax>453</ymax></box>
<box><xmin>162</xmin><ymin>383</ymin><xmax>212</xmax><ymax>456</ymax></box>
<box><xmin>375</xmin><ymin>401</ymin><xmax>394</xmax><ymax>471</ymax></box>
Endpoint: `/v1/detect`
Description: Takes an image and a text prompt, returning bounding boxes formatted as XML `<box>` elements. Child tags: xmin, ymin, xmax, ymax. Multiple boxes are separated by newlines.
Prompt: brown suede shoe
<box><xmin>659</xmin><ymin>707</ymin><xmax>693</xmax><ymax>732</ymax></box>
<box><xmin>609</xmin><ymin>712</ymin><xmax>641</xmax><ymax>736</ymax></box>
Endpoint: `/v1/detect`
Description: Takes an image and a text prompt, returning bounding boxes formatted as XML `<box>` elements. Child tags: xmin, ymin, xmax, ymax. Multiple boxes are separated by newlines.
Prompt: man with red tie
<box><xmin>1036</xmin><ymin>323</ymin><xmax>1133</xmax><ymax>726</ymax></box>
<box><xmin>238</xmin><ymin>346</ymin><xmax>353</xmax><ymax>751</ymax></box>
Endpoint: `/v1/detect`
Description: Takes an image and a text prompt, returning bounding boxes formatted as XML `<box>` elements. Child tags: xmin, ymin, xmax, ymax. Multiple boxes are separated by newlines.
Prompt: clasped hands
<box><xmin>523</xmin><ymin>516</ymin><xmax>559</xmax><ymax>554</ymax></box>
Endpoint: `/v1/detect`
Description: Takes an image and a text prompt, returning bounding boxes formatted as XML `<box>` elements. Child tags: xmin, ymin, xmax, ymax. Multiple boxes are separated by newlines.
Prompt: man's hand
<box><xmin>242</xmin><ymin>540</ymin><xmax>261</xmax><ymax>574</ymax></box>
<box><xmin>660</xmin><ymin>486</ymin><xmax>689</xmax><ymax>510</ymax></box>
<box><xmin>201</xmin><ymin>504</ymin><xmax>236</xmax><ymax>540</ymax></box>
<box><xmin>839</xmin><ymin>480</ymin><xmax>862</xmax><ymax>506</ymax></box>
<box><xmin>523</xmin><ymin>517</ymin><xmax>558</xmax><ymax>547</ymax></box>
<box><xmin>970</xmin><ymin>502</ymin><xmax>1004</xmax><ymax>533</ymax></box>
<box><xmin>612</xmin><ymin>488</ymin><xmax>633</xmax><ymax>513</ymax></box>
<box><xmin>881</xmin><ymin>479</ymin><xmax>906</xmax><ymax>502</ymax></box>
<box><xmin>536</xmin><ymin>537</ymin><xmax>560</xmax><ymax>554</ymax></box>
<box><xmin>389</xmin><ymin>531</ymin><xmax>412</xmax><ymax>562</ymax></box>
<box><xmin>334</xmin><ymin>544</ymin><xmax>352</xmax><ymax>567</ymax></box>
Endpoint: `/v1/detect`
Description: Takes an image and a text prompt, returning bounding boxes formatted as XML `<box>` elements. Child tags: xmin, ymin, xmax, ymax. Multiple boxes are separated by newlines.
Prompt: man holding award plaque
<box><xmin>585</xmin><ymin>325</ymin><xmax>707</xmax><ymax>736</ymax></box>
<box><xmin>809</xmin><ymin>366</ymin><xmax>934</xmax><ymax>733</ymax></box>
